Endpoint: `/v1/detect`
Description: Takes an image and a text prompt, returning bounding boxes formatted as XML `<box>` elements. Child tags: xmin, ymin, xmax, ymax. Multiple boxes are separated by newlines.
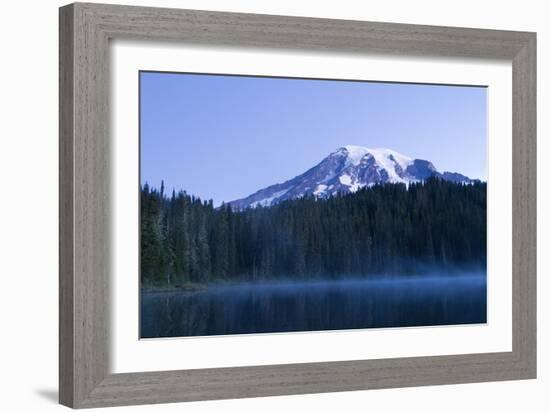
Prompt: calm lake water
<box><xmin>140</xmin><ymin>275</ymin><xmax>486</xmax><ymax>338</ymax></box>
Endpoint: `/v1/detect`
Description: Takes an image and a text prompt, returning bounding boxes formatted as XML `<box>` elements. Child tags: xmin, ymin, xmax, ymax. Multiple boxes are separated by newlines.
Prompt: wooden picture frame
<box><xmin>59</xmin><ymin>2</ymin><xmax>536</xmax><ymax>408</ymax></box>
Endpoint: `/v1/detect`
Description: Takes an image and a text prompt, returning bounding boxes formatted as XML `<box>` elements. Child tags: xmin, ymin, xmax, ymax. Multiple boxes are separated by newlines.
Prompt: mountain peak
<box><xmin>227</xmin><ymin>146</ymin><xmax>475</xmax><ymax>210</ymax></box>
<box><xmin>337</xmin><ymin>144</ymin><xmax>412</xmax><ymax>165</ymax></box>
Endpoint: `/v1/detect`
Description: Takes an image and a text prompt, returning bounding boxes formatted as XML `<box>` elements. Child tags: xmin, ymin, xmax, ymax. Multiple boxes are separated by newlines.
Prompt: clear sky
<box><xmin>140</xmin><ymin>71</ymin><xmax>486</xmax><ymax>205</ymax></box>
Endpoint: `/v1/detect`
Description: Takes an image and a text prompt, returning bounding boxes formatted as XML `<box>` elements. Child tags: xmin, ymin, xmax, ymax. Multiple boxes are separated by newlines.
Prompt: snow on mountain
<box><xmin>227</xmin><ymin>145</ymin><xmax>476</xmax><ymax>210</ymax></box>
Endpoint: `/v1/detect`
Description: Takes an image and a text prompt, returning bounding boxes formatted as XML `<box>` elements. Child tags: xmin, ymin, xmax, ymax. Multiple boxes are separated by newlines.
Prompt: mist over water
<box><xmin>140</xmin><ymin>272</ymin><xmax>487</xmax><ymax>338</ymax></box>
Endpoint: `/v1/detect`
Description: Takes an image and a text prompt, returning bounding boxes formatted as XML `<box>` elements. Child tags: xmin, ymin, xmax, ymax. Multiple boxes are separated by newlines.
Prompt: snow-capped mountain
<box><xmin>227</xmin><ymin>145</ymin><xmax>476</xmax><ymax>210</ymax></box>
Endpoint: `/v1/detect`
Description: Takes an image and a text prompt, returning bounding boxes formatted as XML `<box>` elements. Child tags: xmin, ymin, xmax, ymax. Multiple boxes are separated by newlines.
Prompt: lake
<box><xmin>140</xmin><ymin>274</ymin><xmax>486</xmax><ymax>338</ymax></box>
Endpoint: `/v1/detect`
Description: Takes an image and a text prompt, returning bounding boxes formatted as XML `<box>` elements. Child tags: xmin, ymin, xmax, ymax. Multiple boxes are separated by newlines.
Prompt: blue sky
<box><xmin>140</xmin><ymin>72</ymin><xmax>486</xmax><ymax>205</ymax></box>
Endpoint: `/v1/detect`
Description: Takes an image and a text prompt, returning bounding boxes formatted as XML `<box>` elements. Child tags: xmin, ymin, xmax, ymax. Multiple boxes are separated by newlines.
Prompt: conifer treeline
<box><xmin>140</xmin><ymin>178</ymin><xmax>486</xmax><ymax>286</ymax></box>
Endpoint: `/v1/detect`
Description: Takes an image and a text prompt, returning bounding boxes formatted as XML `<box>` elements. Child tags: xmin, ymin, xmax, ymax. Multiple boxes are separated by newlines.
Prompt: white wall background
<box><xmin>0</xmin><ymin>1</ymin><xmax>546</xmax><ymax>411</ymax></box>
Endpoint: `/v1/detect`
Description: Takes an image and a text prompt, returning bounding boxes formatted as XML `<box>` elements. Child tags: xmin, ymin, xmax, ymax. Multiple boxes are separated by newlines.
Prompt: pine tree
<box><xmin>140</xmin><ymin>178</ymin><xmax>486</xmax><ymax>285</ymax></box>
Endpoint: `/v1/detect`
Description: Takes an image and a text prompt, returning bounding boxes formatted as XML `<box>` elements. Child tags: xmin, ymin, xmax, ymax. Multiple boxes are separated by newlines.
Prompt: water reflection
<box><xmin>140</xmin><ymin>275</ymin><xmax>487</xmax><ymax>338</ymax></box>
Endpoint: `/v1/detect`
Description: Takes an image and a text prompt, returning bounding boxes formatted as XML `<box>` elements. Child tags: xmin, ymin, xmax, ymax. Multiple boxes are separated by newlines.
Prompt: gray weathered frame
<box><xmin>59</xmin><ymin>2</ymin><xmax>536</xmax><ymax>408</ymax></box>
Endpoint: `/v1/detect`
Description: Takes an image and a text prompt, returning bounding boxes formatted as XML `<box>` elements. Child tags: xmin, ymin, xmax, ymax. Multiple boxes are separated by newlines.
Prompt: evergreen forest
<box><xmin>140</xmin><ymin>178</ymin><xmax>486</xmax><ymax>287</ymax></box>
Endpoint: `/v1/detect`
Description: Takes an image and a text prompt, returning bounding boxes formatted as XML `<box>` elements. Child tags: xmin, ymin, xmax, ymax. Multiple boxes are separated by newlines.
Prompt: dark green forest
<box><xmin>140</xmin><ymin>178</ymin><xmax>486</xmax><ymax>287</ymax></box>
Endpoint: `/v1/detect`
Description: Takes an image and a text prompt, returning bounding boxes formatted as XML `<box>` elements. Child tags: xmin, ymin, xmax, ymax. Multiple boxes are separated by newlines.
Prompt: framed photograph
<box><xmin>59</xmin><ymin>2</ymin><xmax>536</xmax><ymax>408</ymax></box>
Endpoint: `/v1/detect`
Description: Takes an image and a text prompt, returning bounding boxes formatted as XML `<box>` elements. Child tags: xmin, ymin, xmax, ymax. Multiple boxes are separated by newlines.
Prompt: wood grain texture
<box><xmin>512</xmin><ymin>34</ymin><xmax>537</xmax><ymax>374</ymax></box>
<box><xmin>59</xmin><ymin>4</ymin><xmax>74</xmax><ymax>406</ymax></box>
<box><xmin>59</xmin><ymin>2</ymin><xmax>537</xmax><ymax>408</ymax></box>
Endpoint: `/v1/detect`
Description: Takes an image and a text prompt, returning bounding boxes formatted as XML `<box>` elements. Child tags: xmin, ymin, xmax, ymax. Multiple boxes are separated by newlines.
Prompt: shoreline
<box><xmin>141</xmin><ymin>283</ymin><xmax>208</xmax><ymax>294</ymax></box>
<box><xmin>140</xmin><ymin>273</ymin><xmax>487</xmax><ymax>294</ymax></box>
